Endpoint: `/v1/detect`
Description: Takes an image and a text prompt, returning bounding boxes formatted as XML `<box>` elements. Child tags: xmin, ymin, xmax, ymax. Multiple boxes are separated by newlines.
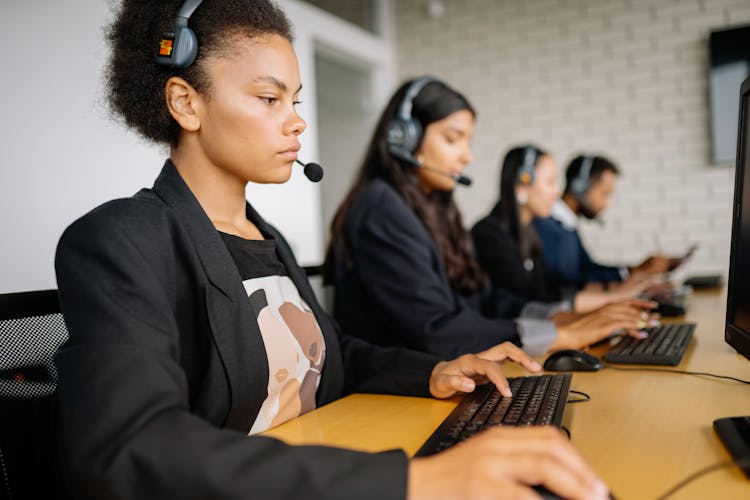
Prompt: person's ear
<box><xmin>516</xmin><ymin>188</ymin><xmax>528</xmax><ymax>205</ymax></box>
<box><xmin>164</xmin><ymin>76</ymin><xmax>201</xmax><ymax>132</ymax></box>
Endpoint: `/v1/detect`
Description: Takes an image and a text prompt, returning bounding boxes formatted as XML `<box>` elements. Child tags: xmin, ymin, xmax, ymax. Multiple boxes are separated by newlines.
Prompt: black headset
<box><xmin>516</xmin><ymin>146</ymin><xmax>537</xmax><ymax>185</ymax></box>
<box><xmin>155</xmin><ymin>0</ymin><xmax>204</xmax><ymax>68</ymax></box>
<box><xmin>569</xmin><ymin>155</ymin><xmax>594</xmax><ymax>198</ymax></box>
<box><xmin>386</xmin><ymin>76</ymin><xmax>436</xmax><ymax>156</ymax></box>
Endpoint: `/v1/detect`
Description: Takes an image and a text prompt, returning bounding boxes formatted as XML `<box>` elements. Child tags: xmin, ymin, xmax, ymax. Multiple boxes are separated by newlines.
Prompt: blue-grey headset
<box><xmin>569</xmin><ymin>155</ymin><xmax>594</xmax><ymax>198</ymax></box>
<box><xmin>386</xmin><ymin>76</ymin><xmax>436</xmax><ymax>156</ymax></box>
<box><xmin>155</xmin><ymin>0</ymin><xmax>204</xmax><ymax>68</ymax></box>
<box><xmin>516</xmin><ymin>146</ymin><xmax>537</xmax><ymax>185</ymax></box>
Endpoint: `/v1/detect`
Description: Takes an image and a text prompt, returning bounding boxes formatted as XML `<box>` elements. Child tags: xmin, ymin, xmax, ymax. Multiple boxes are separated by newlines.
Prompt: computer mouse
<box><xmin>533</xmin><ymin>485</ymin><xmax>616</xmax><ymax>500</ymax></box>
<box><xmin>654</xmin><ymin>301</ymin><xmax>686</xmax><ymax>317</ymax></box>
<box><xmin>533</xmin><ymin>485</ymin><xmax>564</xmax><ymax>499</ymax></box>
<box><xmin>543</xmin><ymin>349</ymin><xmax>603</xmax><ymax>372</ymax></box>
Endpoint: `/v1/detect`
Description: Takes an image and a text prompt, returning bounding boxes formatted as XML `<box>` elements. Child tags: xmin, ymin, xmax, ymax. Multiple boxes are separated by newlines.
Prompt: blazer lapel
<box><xmin>151</xmin><ymin>161</ymin><xmax>270</xmax><ymax>429</ymax></box>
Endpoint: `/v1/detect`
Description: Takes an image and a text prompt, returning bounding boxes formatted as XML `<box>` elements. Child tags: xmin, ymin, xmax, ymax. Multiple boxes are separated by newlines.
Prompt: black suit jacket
<box><xmin>329</xmin><ymin>179</ymin><xmax>523</xmax><ymax>359</ymax></box>
<box><xmin>472</xmin><ymin>203</ymin><xmax>565</xmax><ymax>303</ymax></box>
<box><xmin>54</xmin><ymin>161</ymin><xmax>439</xmax><ymax>500</ymax></box>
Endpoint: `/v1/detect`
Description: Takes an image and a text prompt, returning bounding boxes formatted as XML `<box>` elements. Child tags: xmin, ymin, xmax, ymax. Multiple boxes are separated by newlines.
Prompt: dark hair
<box><xmin>496</xmin><ymin>145</ymin><xmax>547</xmax><ymax>261</ymax></box>
<box><xmin>563</xmin><ymin>155</ymin><xmax>620</xmax><ymax>194</ymax></box>
<box><xmin>325</xmin><ymin>78</ymin><xmax>487</xmax><ymax>294</ymax></box>
<box><xmin>105</xmin><ymin>0</ymin><xmax>292</xmax><ymax>146</ymax></box>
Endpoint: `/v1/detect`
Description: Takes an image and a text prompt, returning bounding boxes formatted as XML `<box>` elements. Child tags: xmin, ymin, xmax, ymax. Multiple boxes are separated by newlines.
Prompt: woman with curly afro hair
<box><xmin>54</xmin><ymin>1</ymin><xmax>609</xmax><ymax>499</ymax></box>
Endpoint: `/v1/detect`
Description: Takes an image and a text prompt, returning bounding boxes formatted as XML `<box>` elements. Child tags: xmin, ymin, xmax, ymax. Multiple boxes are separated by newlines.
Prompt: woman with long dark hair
<box><xmin>325</xmin><ymin>77</ymin><xmax>655</xmax><ymax>359</ymax></box>
<box><xmin>472</xmin><ymin>145</ymin><xmax>663</xmax><ymax>313</ymax></box>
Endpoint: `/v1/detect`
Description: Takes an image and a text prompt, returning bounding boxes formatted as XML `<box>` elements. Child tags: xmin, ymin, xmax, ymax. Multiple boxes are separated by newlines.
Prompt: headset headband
<box><xmin>569</xmin><ymin>154</ymin><xmax>595</xmax><ymax>198</ymax></box>
<box><xmin>177</xmin><ymin>0</ymin><xmax>204</xmax><ymax>20</ymax></box>
<box><xmin>579</xmin><ymin>155</ymin><xmax>594</xmax><ymax>182</ymax></box>
<box><xmin>522</xmin><ymin>147</ymin><xmax>536</xmax><ymax>169</ymax></box>
<box><xmin>156</xmin><ymin>0</ymin><xmax>204</xmax><ymax>68</ymax></box>
<box><xmin>397</xmin><ymin>77</ymin><xmax>435</xmax><ymax>122</ymax></box>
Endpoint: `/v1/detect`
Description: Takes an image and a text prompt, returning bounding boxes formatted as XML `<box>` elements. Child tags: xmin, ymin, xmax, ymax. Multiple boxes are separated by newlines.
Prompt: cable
<box><xmin>566</xmin><ymin>389</ymin><xmax>591</xmax><ymax>403</ymax></box>
<box><xmin>602</xmin><ymin>363</ymin><xmax>750</xmax><ymax>384</ymax></box>
<box><xmin>655</xmin><ymin>459</ymin><xmax>750</xmax><ymax>499</ymax></box>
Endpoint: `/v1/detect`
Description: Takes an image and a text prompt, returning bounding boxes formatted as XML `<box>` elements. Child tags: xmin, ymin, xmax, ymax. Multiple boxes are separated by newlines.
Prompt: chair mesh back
<box><xmin>0</xmin><ymin>313</ymin><xmax>68</xmax><ymax>399</ymax></box>
<box><xmin>0</xmin><ymin>291</ymin><xmax>70</xmax><ymax>499</ymax></box>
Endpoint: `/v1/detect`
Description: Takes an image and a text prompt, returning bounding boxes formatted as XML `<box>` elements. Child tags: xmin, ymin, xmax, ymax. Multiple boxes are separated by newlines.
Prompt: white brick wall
<box><xmin>392</xmin><ymin>0</ymin><xmax>748</xmax><ymax>277</ymax></box>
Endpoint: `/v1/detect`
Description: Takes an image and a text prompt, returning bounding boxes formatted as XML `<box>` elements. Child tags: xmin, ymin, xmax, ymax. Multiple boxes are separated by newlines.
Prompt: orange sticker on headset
<box><xmin>158</xmin><ymin>39</ymin><xmax>174</xmax><ymax>57</ymax></box>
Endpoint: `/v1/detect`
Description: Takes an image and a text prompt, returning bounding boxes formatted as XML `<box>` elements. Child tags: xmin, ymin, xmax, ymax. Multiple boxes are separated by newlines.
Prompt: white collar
<box><xmin>551</xmin><ymin>199</ymin><xmax>579</xmax><ymax>230</ymax></box>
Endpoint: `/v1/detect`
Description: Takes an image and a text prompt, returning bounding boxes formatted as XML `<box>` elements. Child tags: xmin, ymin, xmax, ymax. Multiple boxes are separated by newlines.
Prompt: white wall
<box><xmin>392</xmin><ymin>0</ymin><xmax>750</xmax><ymax>278</ymax></box>
<box><xmin>13</xmin><ymin>0</ymin><xmax>734</xmax><ymax>294</ymax></box>
<box><xmin>315</xmin><ymin>55</ymin><xmax>377</xmax><ymax>239</ymax></box>
<box><xmin>0</xmin><ymin>0</ymin><xmax>325</xmax><ymax>294</ymax></box>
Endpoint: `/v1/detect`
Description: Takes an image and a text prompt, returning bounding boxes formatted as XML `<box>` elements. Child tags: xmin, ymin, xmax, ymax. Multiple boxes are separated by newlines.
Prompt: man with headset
<box><xmin>532</xmin><ymin>155</ymin><xmax>676</xmax><ymax>289</ymax></box>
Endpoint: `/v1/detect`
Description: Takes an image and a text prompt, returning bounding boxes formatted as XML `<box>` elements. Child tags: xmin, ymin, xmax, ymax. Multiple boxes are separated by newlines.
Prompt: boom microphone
<box><xmin>419</xmin><ymin>163</ymin><xmax>473</xmax><ymax>186</ymax></box>
<box><xmin>389</xmin><ymin>147</ymin><xmax>472</xmax><ymax>186</ymax></box>
<box><xmin>295</xmin><ymin>159</ymin><xmax>324</xmax><ymax>182</ymax></box>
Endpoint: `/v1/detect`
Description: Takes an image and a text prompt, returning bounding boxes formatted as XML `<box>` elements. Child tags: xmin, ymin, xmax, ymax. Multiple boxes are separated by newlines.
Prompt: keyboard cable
<box><xmin>566</xmin><ymin>389</ymin><xmax>591</xmax><ymax>403</ymax></box>
<box><xmin>655</xmin><ymin>458</ymin><xmax>750</xmax><ymax>499</ymax></box>
<box><xmin>601</xmin><ymin>364</ymin><xmax>750</xmax><ymax>384</ymax></box>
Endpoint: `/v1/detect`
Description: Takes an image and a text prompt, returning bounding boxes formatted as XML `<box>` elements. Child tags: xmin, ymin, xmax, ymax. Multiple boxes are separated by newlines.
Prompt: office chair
<box><xmin>303</xmin><ymin>264</ymin><xmax>334</xmax><ymax>314</ymax></box>
<box><xmin>0</xmin><ymin>289</ymin><xmax>69</xmax><ymax>500</ymax></box>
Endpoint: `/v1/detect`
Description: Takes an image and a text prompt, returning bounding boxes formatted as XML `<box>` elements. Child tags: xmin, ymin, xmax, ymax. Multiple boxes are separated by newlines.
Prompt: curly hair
<box><xmin>325</xmin><ymin>78</ymin><xmax>488</xmax><ymax>295</ymax></box>
<box><xmin>105</xmin><ymin>0</ymin><xmax>292</xmax><ymax>146</ymax></box>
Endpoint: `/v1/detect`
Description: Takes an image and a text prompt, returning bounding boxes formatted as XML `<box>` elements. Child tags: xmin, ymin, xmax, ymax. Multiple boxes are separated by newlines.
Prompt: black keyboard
<box><xmin>415</xmin><ymin>374</ymin><xmax>571</xmax><ymax>457</ymax></box>
<box><xmin>603</xmin><ymin>323</ymin><xmax>695</xmax><ymax>366</ymax></box>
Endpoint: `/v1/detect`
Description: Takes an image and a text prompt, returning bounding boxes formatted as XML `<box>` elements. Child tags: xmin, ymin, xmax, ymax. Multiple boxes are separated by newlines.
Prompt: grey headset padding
<box><xmin>570</xmin><ymin>155</ymin><xmax>594</xmax><ymax>197</ymax></box>
<box><xmin>170</xmin><ymin>23</ymin><xmax>198</xmax><ymax>68</ymax></box>
<box><xmin>516</xmin><ymin>146</ymin><xmax>537</xmax><ymax>185</ymax></box>
<box><xmin>386</xmin><ymin>77</ymin><xmax>435</xmax><ymax>154</ymax></box>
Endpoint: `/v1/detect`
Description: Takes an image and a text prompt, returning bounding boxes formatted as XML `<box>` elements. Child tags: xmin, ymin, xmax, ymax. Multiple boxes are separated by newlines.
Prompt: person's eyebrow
<box><xmin>445</xmin><ymin>126</ymin><xmax>468</xmax><ymax>136</ymax></box>
<box><xmin>254</xmin><ymin>75</ymin><xmax>303</xmax><ymax>94</ymax></box>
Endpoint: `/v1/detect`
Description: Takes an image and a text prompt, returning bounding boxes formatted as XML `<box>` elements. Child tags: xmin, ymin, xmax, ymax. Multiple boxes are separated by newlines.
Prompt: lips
<box><xmin>279</xmin><ymin>143</ymin><xmax>300</xmax><ymax>161</ymax></box>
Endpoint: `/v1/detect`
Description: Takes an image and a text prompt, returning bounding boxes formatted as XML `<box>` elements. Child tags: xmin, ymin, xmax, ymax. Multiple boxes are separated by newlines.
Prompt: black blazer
<box><xmin>329</xmin><ymin>179</ymin><xmax>523</xmax><ymax>359</ymax></box>
<box><xmin>472</xmin><ymin>203</ymin><xmax>565</xmax><ymax>303</ymax></box>
<box><xmin>54</xmin><ymin>161</ymin><xmax>440</xmax><ymax>500</ymax></box>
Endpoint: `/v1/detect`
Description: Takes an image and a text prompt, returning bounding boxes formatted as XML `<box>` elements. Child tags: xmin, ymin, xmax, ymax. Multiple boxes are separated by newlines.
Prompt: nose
<box><xmin>460</xmin><ymin>143</ymin><xmax>473</xmax><ymax>165</ymax></box>
<box><xmin>285</xmin><ymin>108</ymin><xmax>306</xmax><ymax>136</ymax></box>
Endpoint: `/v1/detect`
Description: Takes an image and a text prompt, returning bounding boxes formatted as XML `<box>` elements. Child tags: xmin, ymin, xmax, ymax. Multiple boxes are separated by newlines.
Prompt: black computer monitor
<box><xmin>725</xmin><ymin>75</ymin><xmax>750</xmax><ymax>362</ymax></box>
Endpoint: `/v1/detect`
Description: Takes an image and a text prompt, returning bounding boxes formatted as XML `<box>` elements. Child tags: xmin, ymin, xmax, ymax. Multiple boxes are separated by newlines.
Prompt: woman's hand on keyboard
<box><xmin>608</xmin><ymin>273</ymin><xmax>663</xmax><ymax>300</ymax></box>
<box><xmin>428</xmin><ymin>342</ymin><xmax>542</xmax><ymax>399</ymax></box>
<box><xmin>551</xmin><ymin>298</ymin><xmax>658</xmax><ymax>350</ymax></box>
<box><xmin>407</xmin><ymin>426</ymin><xmax>610</xmax><ymax>500</ymax></box>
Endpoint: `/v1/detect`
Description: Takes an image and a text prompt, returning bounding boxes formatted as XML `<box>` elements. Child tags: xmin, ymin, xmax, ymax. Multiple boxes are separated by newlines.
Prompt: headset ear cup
<box><xmin>403</xmin><ymin>119</ymin><xmax>422</xmax><ymax>154</ymax></box>
<box><xmin>573</xmin><ymin>176</ymin><xmax>591</xmax><ymax>198</ymax></box>
<box><xmin>571</xmin><ymin>156</ymin><xmax>593</xmax><ymax>198</ymax></box>
<box><xmin>173</xmin><ymin>26</ymin><xmax>198</xmax><ymax>68</ymax></box>
<box><xmin>571</xmin><ymin>178</ymin><xmax>583</xmax><ymax>196</ymax></box>
<box><xmin>387</xmin><ymin>119</ymin><xmax>408</xmax><ymax>150</ymax></box>
<box><xmin>387</xmin><ymin>118</ymin><xmax>422</xmax><ymax>154</ymax></box>
<box><xmin>518</xmin><ymin>170</ymin><xmax>534</xmax><ymax>185</ymax></box>
<box><xmin>516</xmin><ymin>146</ymin><xmax>537</xmax><ymax>185</ymax></box>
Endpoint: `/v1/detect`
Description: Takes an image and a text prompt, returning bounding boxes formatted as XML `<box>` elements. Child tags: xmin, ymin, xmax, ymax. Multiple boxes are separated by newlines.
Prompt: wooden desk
<box><xmin>264</xmin><ymin>290</ymin><xmax>750</xmax><ymax>498</ymax></box>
